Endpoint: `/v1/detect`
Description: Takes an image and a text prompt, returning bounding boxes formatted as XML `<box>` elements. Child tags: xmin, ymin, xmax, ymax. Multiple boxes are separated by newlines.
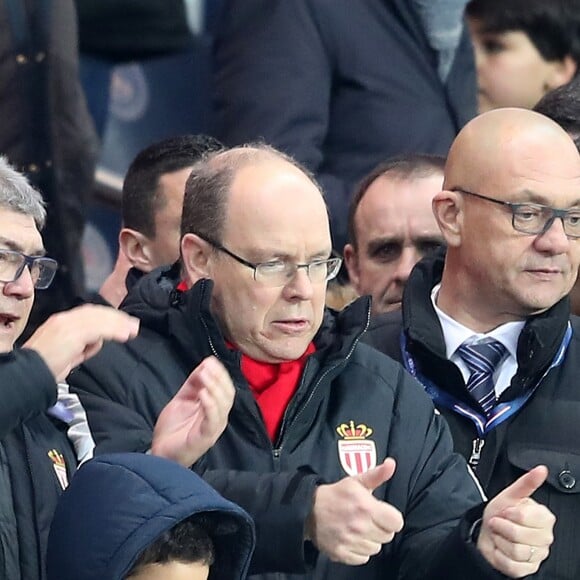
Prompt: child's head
<box><xmin>466</xmin><ymin>0</ymin><xmax>580</xmax><ymax>111</ymax></box>
<box><xmin>126</xmin><ymin>516</ymin><xmax>215</xmax><ymax>580</ymax></box>
<box><xmin>47</xmin><ymin>453</ymin><xmax>255</xmax><ymax>580</ymax></box>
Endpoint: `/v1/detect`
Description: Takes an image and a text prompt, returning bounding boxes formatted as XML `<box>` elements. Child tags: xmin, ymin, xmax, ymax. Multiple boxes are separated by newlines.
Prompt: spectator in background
<box><xmin>535</xmin><ymin>77</ymin><xmax>580</xmax><ymax>315</ymax></box>
<box><xmin>534</xmin><ymin>77</ymin><xmax>580</xmax><ymax>151</ymax></box>
<box><xmin>48</xmin><ymin>453</ymin><xmax>255</xmax><ymax>580</ymax></box>
<box><xmin>214</xmin><ymin>0</ymin><xmax>476</xmax><ymax>252</ymax></box>
<box><xmin>466</xmin><ymin>0</ymin><xmax>580</xmax><ymax>112</ymax></box>
<box><xmin>0</xmin><ymin>0</ymin><xmax>99</xmax><ymax>336</ymax></box>
<box><xmin>99</xmin><ymin>134</ymin><xmax>223</xmax><ymax>307</ymax></box>
<box><xmin>344</xmin><ymin>155</ymin><xmax>445</xmax><ymax>316</ymax></box>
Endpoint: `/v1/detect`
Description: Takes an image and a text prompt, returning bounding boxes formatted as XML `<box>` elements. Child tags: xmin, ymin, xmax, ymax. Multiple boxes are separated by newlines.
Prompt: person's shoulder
<box><xmin>347</xmin><ymin>338</ymin><xmax>408</xmax><ymax>395</ymax></box>
<box><xmin>367</xmin><ymin>309</ymin><xmax>403</xmax><ymax>333</ymax></box>
<box><xmin>362</xmin><ymin>310</ymin><xmax>403</xmax><ymax>354</ymax></box>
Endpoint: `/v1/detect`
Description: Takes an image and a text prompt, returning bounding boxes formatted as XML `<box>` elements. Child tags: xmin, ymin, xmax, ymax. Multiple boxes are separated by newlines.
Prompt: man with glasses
<box><xmin>0</xmin><ymin>155</ymin><xmax>140</xmax><ymax>579</ymax></box>
<box><xmin>364</xmin><ymin>108</ymin><xmax>580</xmax><ymax>578</ymax></box>
<box><xmin>0</xmin><ymin>155</ymin><xmax>237</xmax><ymax>580</ymax></box>
<box><xmin>70</xmin><ymin>144</ymin><xmax>554</xmax><ymax>579</ymax></box>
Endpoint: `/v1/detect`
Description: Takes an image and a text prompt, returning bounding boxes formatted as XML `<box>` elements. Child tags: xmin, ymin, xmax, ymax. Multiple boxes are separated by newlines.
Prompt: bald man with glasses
<box><xmin>364</xmin><ymin>108</ymin><xmax>580</xmax><ymax>579</ymax></box>
<box><xmin>70</xmin><ymin>144</ymin><xmax>555</xmax><ymax>580</ymax></box>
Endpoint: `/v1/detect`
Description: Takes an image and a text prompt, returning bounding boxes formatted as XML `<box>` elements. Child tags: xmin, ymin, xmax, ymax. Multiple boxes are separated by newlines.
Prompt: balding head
<box><xmin>444</xmin><ymin>108</ymin><xmax>580</xmax><ymax>193</ymax></box>
<box><xmin>181</xmin><ymin>144</ymin><xmax>335</xmax><ymax>363</ymax></box>
<box><xmin>433</xmin><ymin>108</ymin><xmax>580</xmax><ymax>331</ymax></box>
<box><xmin>181</xmin><ymin>144</ymin><xmax>324</xmax><ymax>244</ymax></box>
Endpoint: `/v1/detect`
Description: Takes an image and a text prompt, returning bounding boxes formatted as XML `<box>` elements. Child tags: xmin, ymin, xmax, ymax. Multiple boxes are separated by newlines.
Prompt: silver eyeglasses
<box><xmin>453</xmin><ymin>188</ymin><xmax>580</xmax><ymax>239</ymax></box>
<box><xmin>200</xmin><ymin>236</ymin><xmax>342</xmax><ymax>287</ymax></box>
<box><xmin>0</xmin><ymin>249</ymin><xmax>58</xmax><ymax>289</ymax></box>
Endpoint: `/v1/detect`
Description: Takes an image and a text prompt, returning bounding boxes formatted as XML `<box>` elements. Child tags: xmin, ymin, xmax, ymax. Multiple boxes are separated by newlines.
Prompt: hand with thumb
<box><xmin>477</xmin><ymin>466</ymin><xmax>555</xmax><ymax>578</ymax></box>
<box><xmin>357</xmin><ymin>457</ymin><xmax>397</xmax><ymax>492</ymax></box>
<box><xmin>306</xmin><ymin>457</ymin><xmax>403</xmax><ymax>566</ymax></box>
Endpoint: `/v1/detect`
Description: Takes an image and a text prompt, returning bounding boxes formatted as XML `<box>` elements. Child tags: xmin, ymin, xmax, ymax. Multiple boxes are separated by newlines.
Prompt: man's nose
<box><xmin>393</xmin><ymin>247</ymin><xmax>421</xmax><ymax>282</ymax></box>
<box><xmin>3</xmin><ymin>265</ymin><xmax>35</xmax><ymax>298</ymax></box>
<box><xmin>284</xmin><ymin>266</ymin><xmax>315</xmax><ymax>300</ymax></box>
<box><xmin>535</xmin><ymin>216</ymin><xmax>570</xmax><ymax>254</ymax></box>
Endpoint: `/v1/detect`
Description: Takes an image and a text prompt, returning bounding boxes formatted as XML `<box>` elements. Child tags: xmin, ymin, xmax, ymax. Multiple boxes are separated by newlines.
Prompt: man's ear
<box><xmin>181</xmin><ymin>233</ymin><xmax>213</xmax><ymax>283</ymax></box>
<box><xmin>343</xmin><ymin>243</ymin><xmax>361</xmax><ymax>291</ymax></box>
<box><xmin>545</xmin><ymin>55</ymin><xmax>577</xmax><ymax>92</ymax></box>
<box><xmin>119</xmin><ymin>228</ymin><xmax>155</xmax><ymax>273</ymax></box>
<box><xmin>432</xmin><ymin>191</ymin><xmax>463</xmax><ymax>247</ymax></box>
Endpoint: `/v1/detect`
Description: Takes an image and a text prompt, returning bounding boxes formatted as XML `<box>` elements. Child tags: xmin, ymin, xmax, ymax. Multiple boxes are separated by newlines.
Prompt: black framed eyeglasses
<box><xmin>0</xmin><ymin>249</ymin><xmax>58</xmax><ymax>289</ymax></box>
<box><xmin>452</xmin><ymin>188</ymin><xmax>580</xmax><ymax>239</ymax></box>
<box><xmin>199</xmin><ymin>236</ymin><xmax>342</xmax><ymax>287</ymax></box>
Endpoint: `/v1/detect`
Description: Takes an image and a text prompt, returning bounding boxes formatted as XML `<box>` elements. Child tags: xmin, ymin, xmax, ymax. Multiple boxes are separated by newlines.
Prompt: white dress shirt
<box><xmin>431</xmin><ymin>284</ymin><xmax>525</xmax><ymax>398</ymax></box>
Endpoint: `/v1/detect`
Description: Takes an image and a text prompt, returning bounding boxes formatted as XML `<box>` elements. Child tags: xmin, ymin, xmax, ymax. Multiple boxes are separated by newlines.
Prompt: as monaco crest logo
<box><xmin>336</xmin><ymin>421</ymin><xmax>377</xmax><ymax>476</ymax></box>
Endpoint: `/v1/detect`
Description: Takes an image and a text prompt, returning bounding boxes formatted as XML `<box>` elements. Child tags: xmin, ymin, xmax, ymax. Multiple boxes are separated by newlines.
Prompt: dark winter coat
<box><xmin>363</xmin><ymin>251</ymin><xmax>580</xmax><ymax>579</ymax></box>
<box><xmin>0</xmin><ymin>348</ymin><xmax>77</xmax><ymax>580</ymax></box>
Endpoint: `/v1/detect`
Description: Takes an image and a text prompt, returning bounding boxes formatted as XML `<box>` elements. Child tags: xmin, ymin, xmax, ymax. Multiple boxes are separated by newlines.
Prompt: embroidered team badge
<box><xmin>48</xmin><ymin>449</ymin><xmax>69</xmax><ymax>490</ymax></box>
<box><xmin>336</xmin><ymin>421</ymin><xmax>377</xmax><ymax>476</ymax></box>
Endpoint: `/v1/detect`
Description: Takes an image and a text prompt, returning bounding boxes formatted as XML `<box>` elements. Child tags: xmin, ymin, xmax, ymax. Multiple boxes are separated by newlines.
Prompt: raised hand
<box><xmin>306</xmin><ymin>458</ymin><xmax>404</xmax><ymax>565</ymax></box>
<box><xmin>150</xmin><ymin>356</ymin><xmax>235</xmax><ymax>468</ymax></box>
<box><xmin>478</xmin><ymin>465</ymin><xmax>555</xmax><ymax>578</ymax></box>
<box><xmin>24</xmin><ymin>304</ymin><xmax>139</xmax><ymax>382</ymax></box>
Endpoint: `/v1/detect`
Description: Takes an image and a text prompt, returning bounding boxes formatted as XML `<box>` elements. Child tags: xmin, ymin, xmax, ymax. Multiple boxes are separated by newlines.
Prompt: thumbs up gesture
<box><xmin>305</xmin><ymin>458</ymin><xmax>404</xmax><ymax>565</ymax></box>
<box><xmin>478</xmin><ymin>466</ymin><xmax>556</xmax><ymax>578</ymax></box>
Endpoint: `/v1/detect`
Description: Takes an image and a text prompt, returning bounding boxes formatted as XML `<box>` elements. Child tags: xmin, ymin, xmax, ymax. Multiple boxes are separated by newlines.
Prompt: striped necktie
<box><xmin>457</xmin><ymin>340</ymin><xmax>506</xmax><ymax>416</ymax></box>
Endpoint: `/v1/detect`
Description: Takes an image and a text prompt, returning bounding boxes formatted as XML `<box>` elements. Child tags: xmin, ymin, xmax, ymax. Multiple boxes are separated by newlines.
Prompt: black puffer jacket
<box><xmin>363</xmin><ymin>251</ymin><xmax>580</xmax><ymax>580</ymax></box>
<box><xmin>69</xmin><ymin>266</ymin><xmax>503</xmax><ymax>580</ymax></box>
<box><xmin>0</xmin><ymin>349</ymin><xmax>77</xmax><ymax>580</ymax></box>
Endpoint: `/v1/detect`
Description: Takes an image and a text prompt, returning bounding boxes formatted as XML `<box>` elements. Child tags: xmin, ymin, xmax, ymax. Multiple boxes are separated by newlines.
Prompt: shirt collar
<box><xmin>430</xmin><ymin>284</ymin><xmax>525</xmax><ymax>360</ymax></box>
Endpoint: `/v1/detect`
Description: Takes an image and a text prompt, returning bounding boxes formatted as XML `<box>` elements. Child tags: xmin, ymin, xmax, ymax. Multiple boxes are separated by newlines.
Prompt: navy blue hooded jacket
<box><xmin>46</xmin><ymin>453</ymin><xmax>255</xmax><ymax>580</ymax></box>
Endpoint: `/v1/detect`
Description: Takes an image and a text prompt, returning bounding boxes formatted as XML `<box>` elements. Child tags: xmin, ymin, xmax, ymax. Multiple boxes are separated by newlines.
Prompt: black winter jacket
<box><xmin>0</xmin><ymin>349</ymin><xmax>77</xmax><ymax>580</ymax></box>
<box><xmin>363</xmin><ymin>251</ymin><xmax>580</xmax><ymax>579</ymax></box>
<box><xmin>69</xmin><ymin>267</ymin><xmax>504</xmax><ymax>580</ymax></box>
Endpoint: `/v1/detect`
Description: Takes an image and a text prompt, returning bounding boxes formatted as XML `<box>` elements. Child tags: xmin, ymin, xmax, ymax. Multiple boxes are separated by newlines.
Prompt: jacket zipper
<box><xmin>273</xmin><ymin>306</ymin><xmax>372</xmax><ymax>459</ymax></box>
<box><xmin>203</xmin><ymin>318</ymin><xmax>272</xmax><ymax>449</ymax></box>
<box><xmin>469</xmin><ymin>437</ymin><xmax>485</xmax><ymax>471</ymax></box>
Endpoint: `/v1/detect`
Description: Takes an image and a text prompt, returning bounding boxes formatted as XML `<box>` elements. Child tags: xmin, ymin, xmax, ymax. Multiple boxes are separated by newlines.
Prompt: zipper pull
<box><xmin>469</xmin><ymin>438</ymin><xmax>485</xmax><ymax>470</ymax></box>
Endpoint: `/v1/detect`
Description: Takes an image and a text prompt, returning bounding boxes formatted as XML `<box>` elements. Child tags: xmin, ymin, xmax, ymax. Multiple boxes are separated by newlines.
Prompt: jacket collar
<box><xmin>402</xmin><ymin>250</ymin><xmax>571</xmax><ymax>398</ymax></box>
<box><xmin>121</xmin><ymin>267</ymin><xmax>372</xmax><ymax>374</ymax></box>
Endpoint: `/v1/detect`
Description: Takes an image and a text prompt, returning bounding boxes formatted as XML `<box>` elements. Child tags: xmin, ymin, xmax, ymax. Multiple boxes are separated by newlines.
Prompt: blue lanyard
<box><xmin>400</xmin><ymin>322</ymin><xmax>572</xmax><ymax>437</ymax></box>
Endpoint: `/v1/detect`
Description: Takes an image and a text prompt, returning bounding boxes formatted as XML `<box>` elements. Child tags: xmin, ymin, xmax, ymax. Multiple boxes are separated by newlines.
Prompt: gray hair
<box><xmin>0</xmin><ymin>156</ymin><xmax>46</xmax><ymax>229</ymax></box>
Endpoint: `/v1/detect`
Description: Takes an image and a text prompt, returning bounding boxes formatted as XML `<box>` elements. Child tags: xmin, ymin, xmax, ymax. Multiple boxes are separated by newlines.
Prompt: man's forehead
<box><xmin>361</xmin><ymin>174</ymin><xmax>441</xmax><ymax>212</ymax></box>
<box><xmin>228</xmin><ymin>162</ymin><xmax>326</xmax><ymax>222</ymax></box>
<box><xmin>0</xmin><ymin>210</ymin><xmax>43</xmax><ymax>253</ymax></box>
<box><xmin>482</xmin><ymin>159</ymin><xmax>580</xmax><ymax>205</ymax></box>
